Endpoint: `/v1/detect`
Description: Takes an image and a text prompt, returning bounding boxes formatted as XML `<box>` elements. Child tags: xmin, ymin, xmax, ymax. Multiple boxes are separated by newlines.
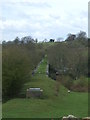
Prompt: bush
<box><xmin>61</xmin><ymin>75</ymin><xmax>73</xmax><ymax>90</ymax></box>
<box><xmin>71</xmin><ymin>76</ymin><xmax>88</xmax><ymax>92</ymax></box>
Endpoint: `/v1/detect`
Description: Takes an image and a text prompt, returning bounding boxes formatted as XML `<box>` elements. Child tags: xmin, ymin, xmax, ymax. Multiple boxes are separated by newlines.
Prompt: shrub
<box><xmin>71</xmin><ymin>76</ymin><xmax>88</xmax><ymax>92</ymax></box>
<box><xmin>61</xmin><ymin>75</ymin><xmax>73</xmax><ymax>90</ymax></box>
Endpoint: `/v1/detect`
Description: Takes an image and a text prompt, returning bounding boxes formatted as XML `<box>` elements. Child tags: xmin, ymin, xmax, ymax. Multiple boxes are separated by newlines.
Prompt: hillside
<box><xmin>2</xmin><ymin>57</ymin><xmax>88</xmax><ymax>118</ymax></box>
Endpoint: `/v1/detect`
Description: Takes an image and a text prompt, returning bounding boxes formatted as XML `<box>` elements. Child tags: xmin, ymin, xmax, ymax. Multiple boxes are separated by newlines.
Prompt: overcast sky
<box><xmin>0</xmin><ymin>0</ymin><xmax>89</xmax><ymax>42</ymax></box>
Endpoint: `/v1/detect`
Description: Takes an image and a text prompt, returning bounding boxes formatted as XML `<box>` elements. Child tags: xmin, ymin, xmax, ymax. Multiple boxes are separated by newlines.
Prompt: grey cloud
<box><xmin>2</xmin><ymin>1</ymin><xmax>51</xmax><ymax>8</ymax></box>
<box><xmin>88</xmin><ymin>2</ymin><xmax>90</xmax><ymax>37</ymax></box>
<box><xmin>1</xmin><ymin>0</ymin><xmax>88</xmax><ymax>41</ymax></box>
<box><xmin>20</xmin><ymin>2</ymin><xmax>51</xmax><ymax>8</ymax></box>
<box><xmin>1</xmin><ymin>1</ymin><xmax>51</xmax><ymax>21</ymax></box>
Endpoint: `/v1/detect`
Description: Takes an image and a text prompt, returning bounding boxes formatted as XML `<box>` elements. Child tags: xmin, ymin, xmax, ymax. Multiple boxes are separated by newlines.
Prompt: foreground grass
<box><xmin>2</xmin><ymin>57</ymin><xmax>88</xmax><ymax>118</ymax></box>
<box><xmin>3</xmin><ymin>92</ymin><xmax>88</xmax><ymax>118</ymax></box>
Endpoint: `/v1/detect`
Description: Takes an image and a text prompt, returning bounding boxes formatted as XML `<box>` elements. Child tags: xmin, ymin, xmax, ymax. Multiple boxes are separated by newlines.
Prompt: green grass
<box><xmin>2</xmin><ymin>57</ymin><xmax>88</xmax><ymax>118</ymax></box>
<box><xmin>36</xmin><ymin>57</ymin><xmax>47</xmax><ymax>74</ymax></box>
<box><xmin>2</xmin><ymin>92</ymin><xmax>88</xmax><ymax>118</ymax></box>
<box><xmin>0</xmin><ymin>102</ymin><xmax>2</xmax><ymax>119</ymax></box>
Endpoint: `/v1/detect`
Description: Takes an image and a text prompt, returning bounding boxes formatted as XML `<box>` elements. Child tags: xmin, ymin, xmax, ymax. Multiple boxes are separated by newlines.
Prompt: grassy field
<box><xmin>2</xmin><ymin>57</ymin><xmax>88</xmax><ymax>118</ymax></box>
<box><xmin>0</xmin><ymin>102</ymin><xmax>2</xmax><ymax>119</ymax></box>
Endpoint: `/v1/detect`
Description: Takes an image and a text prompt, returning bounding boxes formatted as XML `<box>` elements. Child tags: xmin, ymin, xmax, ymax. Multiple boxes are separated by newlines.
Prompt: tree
<box><xmin>49</xmin><ymin>39</ymin><xmax>55</xmax><ymax>42</ymax></box>
<box><xmin>35</xmin><ymin>38</ymin><xmax>38</xmax><ymax>43</ymax></box>
<box><xmin>75</xmin><ymin>31</ymin><xmax>88</xmax><ymax>46</ymax></box>
<box><xmin>21</xmin><ymin>36</ymin><xmax>34</xmax><ymax>44</ymax></box>
<box><xmin>66</xmin><ymin>33</ymin><xmax>76</xmax><ymax>41</ymax></box>
<box><xmin>2</xmin><ymin>41</ymin><xmax>6</xmax><ymax>44</ymax></box>
<box><xmin>2</xmin><ymin>40</ymin><xmax>45</xmax><ymax>101</ymax></box>
<box><xmin>47</xmin><ymin>40</ymin><xmax>88</xmax><ymax>79</ymax></box>
<box><xmin>14</xmin><ymin>37</ymin><xmax>20</xmax><ymax>44</ymax></box>
<box><xmin>77</xmin><ymin>31</ymin><xmax>87</xmax><ymax>39</ymax></box>
<box><xmin>2</xmin><ymin>45</ymin><xmax>31</xmax><ymax>100</ymax></box>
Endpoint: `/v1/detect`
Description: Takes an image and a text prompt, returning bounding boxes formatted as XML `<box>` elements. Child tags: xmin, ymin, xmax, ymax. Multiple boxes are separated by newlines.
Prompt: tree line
<box><xmin>2</xmin><ymin>37</ymin><xmax>45</xmax><ymax>101</ymax></box>
<box><xmin>47</xmin><ymin>31</ymin><xmax>88</xmax><ymax>92</ymax></box>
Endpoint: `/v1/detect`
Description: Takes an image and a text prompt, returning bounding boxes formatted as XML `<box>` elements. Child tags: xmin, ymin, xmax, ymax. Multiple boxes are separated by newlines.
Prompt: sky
<box><xmin>89</xmin><ymin>1</ymin><xmax>90</xmax><ymax>38</ymax></box>
<box><xmin>0</xmin><ymin>0</ymin><xmax>89</xmax><ymax>42</ymax></box>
